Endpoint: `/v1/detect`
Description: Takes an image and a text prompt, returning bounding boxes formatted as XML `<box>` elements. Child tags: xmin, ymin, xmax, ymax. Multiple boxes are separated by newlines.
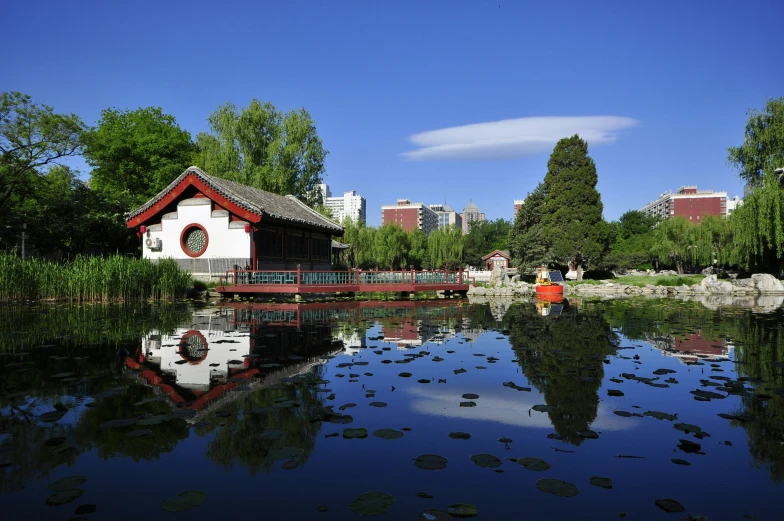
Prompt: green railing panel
<box><xmin>301</xmin><ymin>272</ymin><xmax>353</xmax><ymax>285</ymax></box>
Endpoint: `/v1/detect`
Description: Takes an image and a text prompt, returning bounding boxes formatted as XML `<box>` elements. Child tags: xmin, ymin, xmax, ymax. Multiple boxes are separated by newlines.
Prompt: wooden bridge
<box><xmin>216</xmin><ymin>266</ymin><xmax>471</xmax><ymax>298</ymax></box>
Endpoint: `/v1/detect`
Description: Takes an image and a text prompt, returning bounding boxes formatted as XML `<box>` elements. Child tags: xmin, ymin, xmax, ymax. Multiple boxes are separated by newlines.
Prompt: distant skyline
<box><xmin>4</xmin><ymin>0</ymin><xmax>781</xmax><ymax>226</ymax></box>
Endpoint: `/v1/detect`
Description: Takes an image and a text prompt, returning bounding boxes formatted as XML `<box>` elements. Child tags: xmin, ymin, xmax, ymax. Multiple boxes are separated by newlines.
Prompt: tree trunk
<box><xmin>676</xmin><ymin>260</ymin><xmax>684</xmax><ymax>275</ymax></box>
<box><xmin>576</xmin><ymin>263</ymin><xmax>583</xmax><ymax>281</ymax></box>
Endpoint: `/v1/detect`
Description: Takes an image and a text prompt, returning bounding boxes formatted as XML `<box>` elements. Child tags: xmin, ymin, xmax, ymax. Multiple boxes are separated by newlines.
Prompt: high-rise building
<box><xmin>461</xmin><ymin>201</ymin><xmax>485</xmax><ymax>234</ymax></box>
<box><xmin>640</xmin><ymin>186</ymin><xmax>742</xmax><ymax>222</ymax></box>
<box><xmin>381</xmin><ymin>199</ymin><xmax>438</xmax><ymax>235</ymax></box>
<box><xmin>429</xmin><ymin>203</ymin><xmax>463</xmax><ymax>232</ymax></box>
<box><xmin>514</xmin><ymin>199</ymin><xmax>525</xmax><ymax>214</ymax></box>
<box><xmin>319</xmin><ymin>184</ymin><xmax>366</xmax><ymax>223</ymax></box>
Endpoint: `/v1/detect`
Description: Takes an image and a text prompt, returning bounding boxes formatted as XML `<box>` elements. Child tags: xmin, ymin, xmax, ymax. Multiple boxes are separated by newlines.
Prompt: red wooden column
<box><xmin>297</xmin><ymin>264</ymin><xmax>301</xmax><ymax>285</ymax></box>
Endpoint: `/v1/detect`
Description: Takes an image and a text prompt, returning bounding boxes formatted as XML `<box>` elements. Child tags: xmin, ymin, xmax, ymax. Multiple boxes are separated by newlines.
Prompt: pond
<box><xmin>1</xmin><ymin>296</ymin><xmax>783</xmax><ymax>520</ymax></box>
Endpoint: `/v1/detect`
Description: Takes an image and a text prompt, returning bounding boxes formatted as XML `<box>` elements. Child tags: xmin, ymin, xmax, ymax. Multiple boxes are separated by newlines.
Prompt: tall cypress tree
<box><xmin>540</xmin><ymin>135</ymin><xmax>609</xmax><ymax>280</ymax></box>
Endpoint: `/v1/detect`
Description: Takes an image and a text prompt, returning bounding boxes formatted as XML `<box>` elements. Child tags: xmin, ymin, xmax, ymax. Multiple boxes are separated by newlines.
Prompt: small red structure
<box><xmin>482</xmin><ymin>250</ymin><xmax>511</xmax><ymax>271</ymax></box>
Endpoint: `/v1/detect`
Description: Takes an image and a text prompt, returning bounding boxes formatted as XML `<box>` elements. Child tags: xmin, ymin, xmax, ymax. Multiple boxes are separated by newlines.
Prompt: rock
<box><xmin>468</xmin><ymin>285</ymin><xmax>486</xmax><ymax>296</ymax></box>
<box><xmin>734</xmin><ymin>278</ymin><xmax>755</xmax><ymax>289</ymax></box>
<box><xmin>752</xmin><ymin>273</ymin><xmax>784</xmax><ymax>293</ymax></box>
<box><xmin>700</xmin><ymin>275</ymin><xmax>717</xmax><ymax>287</ymax></box>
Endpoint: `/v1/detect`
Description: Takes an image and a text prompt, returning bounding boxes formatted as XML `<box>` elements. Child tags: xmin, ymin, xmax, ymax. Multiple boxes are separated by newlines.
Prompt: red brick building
<box><xmin>381</xmin><ymin>199</ymin><xmax>439</xmax><ymax>235</ymax></box>
<box><xmin>640</xmin><ymin>186</ymin><xmax>742</xmax><ymax>222</ymax></box>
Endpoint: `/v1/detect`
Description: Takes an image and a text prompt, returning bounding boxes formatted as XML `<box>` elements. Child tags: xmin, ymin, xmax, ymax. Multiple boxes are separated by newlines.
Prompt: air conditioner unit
<box><xmin>145</xmin><ymin>238</ymin><xmax>162</xmax><ymax>250</ymax></box>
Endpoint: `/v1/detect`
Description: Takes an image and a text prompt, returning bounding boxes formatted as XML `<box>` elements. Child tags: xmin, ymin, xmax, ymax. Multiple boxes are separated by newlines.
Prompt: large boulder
<box><xmin>752</xmin><ymin>273</ymin><xmax>784</xmax><ymax>293</ymax></box>
<box><xmin>700</xmin><ymin>275</ymin><xmax>717</xmax><ymax>287</ymax></box>
<box><xmin>489</xmin><ymin>267</ymin><xmax>505</xmax><ymax>287</ymax></box>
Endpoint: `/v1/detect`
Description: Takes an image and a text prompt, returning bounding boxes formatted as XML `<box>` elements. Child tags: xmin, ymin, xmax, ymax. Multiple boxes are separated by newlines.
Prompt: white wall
<box><xmin>143</xmin><ymin>198</ymin><xmax>250</xmax><ymax>261</ymax></box>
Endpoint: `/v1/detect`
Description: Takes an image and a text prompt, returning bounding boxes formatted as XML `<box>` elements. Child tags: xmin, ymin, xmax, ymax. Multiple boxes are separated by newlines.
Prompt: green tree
<box><xmin>373</xmin><ymin>223</ymin><xmax>410</xmax><ymax>269</ymax></box>
<box><xmin>601</xmin><ymin>210</ymin><xmax>658</xmax><ymax>271</ymax></box>
<box><xmin>540</xmin><ymin>135</ymin><xmax>610</xmax><ymax>280</ymax></box>
<box><xmin>0</xmin><ymin>92</ymin><xmax>83</xmax><ymax>212</ymax></box>
<box><xmin>651</xmin><ymin>216</ymin><xmax>695</xmax><ymax>274</ymax></box>
<box><xmin>194</xmin><ymin>100</ymin><xmax>327</xmax><ymax>207</ymax></box>
<box><xmin>463</xmin><ymin>218</ymin><xmax>512</xmax><ymax>267</ymax></box>
<box><xmin>509</xmin><ymin>183</ymin><xmax>550</xmax><ymax>272</ymax></box>
<box><xmin>427</xmin><ymin>225</ymin><xmax>464</xmax><ymax>269</ymax></box>
<box><xmin>82</xmin><ymin>107</ymin><xmax>194</xmax><ymax>209</ymax></box>
<box><xmin>341</xmin><ymin>218</ymin><xmax>376</xmax><ymax>269</ymax></box>
<box><xmin>727</xmin><ymin>97</ymin><xmax>784</xmax><ymax>187</ymax></box>
<box><xmin>693</xmin><ymin>214</ymin><xmax>733</xmax><ymax>268</ymax></box>
<box><xmin>407</xmin><ymin>228</ymin><xmax>428</xmax><ymax>269</ymax></box>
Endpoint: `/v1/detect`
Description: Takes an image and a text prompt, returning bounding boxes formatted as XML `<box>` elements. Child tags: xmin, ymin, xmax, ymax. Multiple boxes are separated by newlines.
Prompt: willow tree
<box><xmin>651</xmin><ymin>216</ymin><xmax>695</xmax><ymax>274</ymax></box>
<box><xmin>373</xmin><ymin>223</ymin><xmax>409</xmax><ymax>269</ymax></box>
<box><xmin>341</xmin><ymin>218</ymin><xmax>375</xmax><ymax>269</ymax></box>
<box><xmin>729</xmin><ymin>181</ymin><xmax>784</xmax><ymax>271</ymax></box>
<box><xmin>194</xmin><ymin>100</ymin><xmax>327</xmax><ymax>207</ymax></box>
<box><xmin>540</xmin><ymin>135</ymin><xmax>609</xmax><ymax>280</ymax></box>
<box><xmin>727</xmin><ymin>98</ymin><xmax>784</xmax><ymax>272</ymax></box>
<box><xmin>693</xmin><ymin>214</ymin><xmax>733</xmax><ymax>268</ymax></box>
<box><xmin>427</xmin><ymin>225</ymin><xmax>464</xmax><ymax>269</ymax></box>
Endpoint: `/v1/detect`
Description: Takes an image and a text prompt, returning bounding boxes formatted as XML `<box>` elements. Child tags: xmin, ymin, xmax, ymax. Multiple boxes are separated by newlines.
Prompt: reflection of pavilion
<box><xmin>649</xmin><ymin>332</ymin><xmax>734</xmax><ymax>363</ymax></box>
<box><xmin>127</xmin><ymin>300</ymin><xmax>468</xmax><ymax>413</ymax></box>
<box><xmin>127</xmin><ymin>306</ymin><xmax>340</xmax><ymax>415</ymax></box>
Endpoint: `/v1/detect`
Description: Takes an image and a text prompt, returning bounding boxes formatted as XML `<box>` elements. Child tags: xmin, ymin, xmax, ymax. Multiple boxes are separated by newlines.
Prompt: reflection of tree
<box><xmin>596</xmin><ymin>298</ymin><xmax>784</xmax><ymax>482</ymax></box>
<box><xmin>506</xmin><ymin>301</ymin><xmax>619</xmax><ymax>445</ymax></box>
<box><xmin>200</xmin><ymin>368</ymin><xmax>327</xmax><ymax>475</ymax></box>
<box><xmin>74</xmin><ymin>384</ymin><xmax>189</xmax><ymax>461</ymax></box>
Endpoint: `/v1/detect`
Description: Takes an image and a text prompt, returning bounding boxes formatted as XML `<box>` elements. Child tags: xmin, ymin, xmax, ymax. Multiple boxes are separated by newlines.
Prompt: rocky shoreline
<box><xmin>468</xmin><ymin>272</ymin><xmax>784</xmax><ymax>299</ymax></box>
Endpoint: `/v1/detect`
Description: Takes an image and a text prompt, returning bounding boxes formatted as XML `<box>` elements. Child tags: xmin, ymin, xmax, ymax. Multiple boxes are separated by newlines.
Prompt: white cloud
<box><xmin>401</xmin><ymin>116</ymin><xmax>638</xmax><ymax>160</ymax></box>
<box><xmin>404</xmin><ymin>386</ymin><xmax>639</xmax><ymax>431</ymax></box>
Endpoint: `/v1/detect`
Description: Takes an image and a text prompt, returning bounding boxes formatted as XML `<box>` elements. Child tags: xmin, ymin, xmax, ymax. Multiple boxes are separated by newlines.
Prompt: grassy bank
<box><xmin>566</xmin><ymin>274</ymin><xmax>705</xmax><ymax>287</ymax></box>
<box><xmin>0</xmin><ymin>253</ymin><xmax>192</xmax><ymax>302</ymax></box>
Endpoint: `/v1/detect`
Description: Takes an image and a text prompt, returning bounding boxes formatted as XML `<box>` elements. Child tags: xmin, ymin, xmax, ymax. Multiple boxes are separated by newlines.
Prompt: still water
<box><xmin>1</xmin><ymin>297</ymin><xmax>783</xmax><ymax>520</ymax></box>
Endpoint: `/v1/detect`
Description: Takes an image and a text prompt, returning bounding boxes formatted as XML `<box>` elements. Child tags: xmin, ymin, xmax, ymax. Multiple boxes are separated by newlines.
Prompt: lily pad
<box><xmin>45</xmin><ymin>489</ymin><xmax>83</xmax><ymax>506</ymax></box>
<box><xmin>47</xmin><ymin>476</ymin><xmax>87</xmax><ymax>491</ymax></box>
<box><xmin>654</xmin><ymin>498</ymin><xmax>685</xmax><ymax>513</ymax></box>
<box><xmin>448</xmin><ymin>432</ymin><xmax>472</xmax><ymax>440</ymax></box>
<box><xmin>517</xmin><ymin>457</ymin><xmax>551</xmax><ymax>471</ymax></box>
<box><xmin>674</xmin><ymin>423</ymin><xmax>702</xmax><ymax>434</ymax></box>
<box><xmin>350</xmin><ymin>491</ymin><xmax>394</xmax><ymax>516</ymax></box>
<box><xmin>373</xmin><ymin>429</ymin><xmax>404</xmax><ymax>440</ymax></box>
<box><xmin>137</xmin><ymin>414</ymin><xmax>172</xmax><ymax>426</ymax></box>
<box><xmin>398</xmin><ymin>372</ymin><xmax>412</xmax><ymax>378</ymax></box>
<box><xmin>162</xmin><ymin>490</ymin><xmax>207</xmax><ymax>512</ymax></box>
<box><xmin>418</xmin><ymin>509</ymin><xmax>451</xmax><ymax>520</ymax></box>
<box><xmin>460</xmin><ymin>401</ymin><xmax>477</xmax><ymax>408</ymax></box>
<box><xmin>671</xmin><ymin>458</ymin><xmax>691</xmax><ymax>466</ymax></box>
<box><xmin>414</xmin><ymin>454</ymin><xmax>448</xmax><ymax>470</ymax></box>
<box><xmin>644</xmin><ymin>410</ymin><xmax>678</xmax><ymax>421</ymax></box>
<box><xmin>100</xmin><ymin>418</ymin><xmax>137</xmax><ymax>428</ymax></box>
<box><xmin>471</xmin><ymin>453</ymin><xmax>502</xmax><ymax>468</ymax></box>
<box><xmin>589</xmin><ymin>476</ymin><xmax>613</xmax><ymax>489</ymax></box>
<box><xmin>258</xmin><ymin>429</ymin><xmax>286</xmax><ymax>440</ymax></box>
<box><xmin>269</xmin><ymin>446</ymin><xmax>305</xmax><ymax>460</ymax></box>
<box><xmin>343</xmin><ymin>428</ymin><xmax>368</xmax><ymax>439</ymax></box>
<box><xmin>369</xmin><ymin>402</ymin><xmax>387</xmax><ymax>408</ymax></box>
<box><xmin>462</xmin><ymin>393</ymin><xmax>480</xmax><ymax>399</ymax></box>
<box><xmin>447</xmin><ymin>503</ymin><xmax>478</xmax><ymax>518</ymax></box>
<box><xmin>127</xmin><ymin>429</ymin><xmax>152</xmax><ymax>438</ymax></box>
<box><xmin>607</xmin><ymin>389</ymin><xmax>624</xmax><ymax>397</ymax></box>
<box><xmin>532</xmin><ymin>404</ymin><xmax>552</xmax><ymax>413</ymax></box>
<box><xmin>536</xmin><ymin>478</ymin><xmax>579</xmax><ymax>497</ymax></box>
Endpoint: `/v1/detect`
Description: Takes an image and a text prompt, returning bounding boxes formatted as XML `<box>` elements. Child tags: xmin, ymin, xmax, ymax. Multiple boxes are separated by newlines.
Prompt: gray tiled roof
<box><xmin>125</xmin><ymin>167</ymin><xmax>343</xmax><ymax>235</ymax></box>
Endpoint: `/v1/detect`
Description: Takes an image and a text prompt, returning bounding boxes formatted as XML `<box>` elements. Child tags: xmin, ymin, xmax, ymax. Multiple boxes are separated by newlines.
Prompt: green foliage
<box><xmin>509</xmin><ymin>183</ymin><xmax>549</xmax><ymax>271</ymax></box>
<box><xmin>693</xmin><ymin>214</ymin><xmax>733</xmax><ymax>267</ymax></box>
<box><xmin>82</xmin><ymin>107</ymin><xmax>194</xmax><ymax>209</ymax></box>
<box><xmin>730</xmin><ymin>176</ymin><xmax>784</xmax><ymax>271</ymax></box>
<box><xmin>340</xmin><ymin>217</ymin><xmax>376</xmax><ymax>269</ymax></box>
<box><xmin>463</xmin><ymin>218</ymin><xmax>512</xmax><ymax>267</ymax></box>
<box><xmin>727</xmin><ymin>97</ymin><xmax>784</xmax><ymax>187</ymax></box>
<box><xmin>601</xmin><ymin>211</ymin><xmax>658</xmax><ymax>271</ymax></box>
<box><xmin>0</xmin><ymin>253</ymin><xmax>192</xmax><ymax>301</ymax></box>
<box><xmin>373</xmin><ymin>224</ymin><xmax>410</xmax><ymax>269</ymax></box>
<box><xmin>651</xmin><ymin>216</ymin><xmax>695</xmax><ymax>274</ymax></box>
<box><xmin>0</xmin><ymin>92</ymin><xmax>84</xmax><ymax>211</ymax></box>
<box><xmin>617</xmin><ymin>210</ymin><xmax>659</xmax><ymax>240</ymax></box>
<box><xmin>194</xmin><ymin>100</ymin><xmax>327</xmax><ymax>207</ymax></box>
<box><xmin>427</xmin><ymin>225</ymin><xmax>464</xmax><ymax>269</ymax></box>
<box><xmin>540</xmin><ymin>135</ymin><xmax>609</xmax><ymax>279</ymax></box>
<box><xmin>407</xmin><ymin>228</ymin><xmax>428</xmax><ymax>269</ymax></box>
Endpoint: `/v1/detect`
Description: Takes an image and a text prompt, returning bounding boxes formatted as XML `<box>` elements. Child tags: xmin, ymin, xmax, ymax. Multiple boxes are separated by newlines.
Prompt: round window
<box><xmin>179</xmin><ymin>330</ymin><xmax>208</xmax><ymax>364</ymax></box>
<box><xmin>180</xmin><ymin>224</ymin><xmax>209</xmax><ymax>257</ymax></box>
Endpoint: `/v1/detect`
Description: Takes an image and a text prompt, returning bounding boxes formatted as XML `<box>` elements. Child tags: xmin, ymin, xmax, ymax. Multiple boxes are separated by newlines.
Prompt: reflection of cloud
<box><xmin>405</xmin><ymin>386</ymin><xmax>638</xmax><ymax>431</ymax></box>
<box><xmin>402</xmin><ymin>116</ymin><xmax>638</xmax><ymax>160</ymax></box>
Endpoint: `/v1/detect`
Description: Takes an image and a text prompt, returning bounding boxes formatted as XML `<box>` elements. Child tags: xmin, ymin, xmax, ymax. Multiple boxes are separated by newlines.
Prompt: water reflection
<box><xmin>2</xmin><ymin>298</ymin><xmax>784</xmax><ymax>519</ymax></box>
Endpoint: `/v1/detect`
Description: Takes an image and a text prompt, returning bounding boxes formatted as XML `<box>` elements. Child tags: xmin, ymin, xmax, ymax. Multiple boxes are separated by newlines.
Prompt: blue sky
<box><xmin>4</xmin><ymin>0</ymin><xmax>782</xmax><ymax>226</ymax></box>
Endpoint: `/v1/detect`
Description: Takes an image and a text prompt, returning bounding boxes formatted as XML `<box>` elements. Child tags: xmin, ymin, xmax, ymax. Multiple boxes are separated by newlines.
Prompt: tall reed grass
<box><xmin>0</xmin><ymin>253</ymin><xmax>192</xmax><ymax>302</ymax></box>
